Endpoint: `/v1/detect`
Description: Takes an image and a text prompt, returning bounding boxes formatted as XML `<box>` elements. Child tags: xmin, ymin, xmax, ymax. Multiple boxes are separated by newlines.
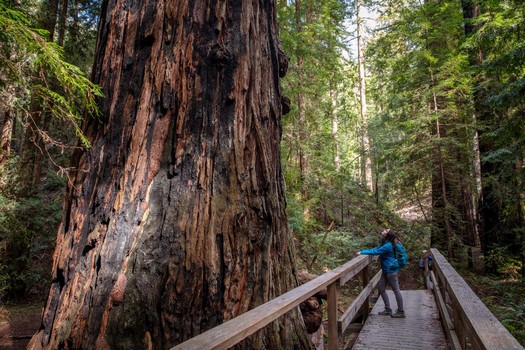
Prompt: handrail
<box><xmin>427</xmin><ymin>248</ymin><xmax>524</xmax><ymax>350</ymax></box>
<box><xmin>172</xmin><ymin>254</ymin><xmax>378</xmax><ymax>350</ymax></box>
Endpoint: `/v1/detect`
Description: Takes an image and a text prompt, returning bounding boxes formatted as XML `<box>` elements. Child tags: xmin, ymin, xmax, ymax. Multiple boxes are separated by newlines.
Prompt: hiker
<box><xmin>419</xmin><ymin>250</ymin><xmax>433</xmax><ymax>271</ymax></box>
<box><xmin>419</xmin><ymin>250</ymin><xmax>433</xmax><ymax>288</ymax></box>
<box><xmin>356</xmin><ymin>229</ymin><xmax>406</xmax><ymax>318</ymax></box>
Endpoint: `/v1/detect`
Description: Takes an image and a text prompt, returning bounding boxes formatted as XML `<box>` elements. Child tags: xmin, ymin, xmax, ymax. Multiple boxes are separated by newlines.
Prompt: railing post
<box><xmin>423</xmin><ymin>254</ymin><xmax>431</xmax><ymax>289</ymax></box>
<box><xmin>361</xmin><ymin>263</ymin><xmax>370</xmax><ymax>319</ymax></box>
<box><xmin>453</xmin><ymin>303</ymin><xmax>467</xmax><ymax>349</ymax></box>
<box><xmin>327</xmin><ymin>281</ymin><xmax>339</xmax><ymax>350</ymax></box>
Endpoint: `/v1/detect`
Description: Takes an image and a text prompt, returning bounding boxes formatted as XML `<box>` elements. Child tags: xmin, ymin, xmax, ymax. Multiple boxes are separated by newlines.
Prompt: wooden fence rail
<box><xmin>172</xmin><ymin>255</ymin><xmax>379</xmax><ymax>350</ymax></box>
<box><xmin>427</xmin><ymin>248</ymin><xmax>524</xmax><ymax>350</ymax></box>
<box><xmin>173</xmin><ymin>248</ymin><xmax>524</xmax><ymax>350</ymax></box>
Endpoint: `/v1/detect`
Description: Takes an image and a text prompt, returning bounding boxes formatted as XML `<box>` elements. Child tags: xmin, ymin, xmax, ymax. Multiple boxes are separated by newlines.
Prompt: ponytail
<box><xmin>385</xmin><ymin>229</ymin><xmax>398</xmax><ymax>256</ymax></box>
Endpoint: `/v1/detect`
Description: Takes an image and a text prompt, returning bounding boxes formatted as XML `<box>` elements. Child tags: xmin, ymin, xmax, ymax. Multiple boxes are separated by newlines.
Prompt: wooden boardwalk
<box><xmin>174</xmin><ymin>251</ymin><xmax>524</xmax><ymax>350</ymax></box>
<box><xmin>352</xmin><ymin>290</ymin><xmax>449</xmax><ymax>349</ymax></box>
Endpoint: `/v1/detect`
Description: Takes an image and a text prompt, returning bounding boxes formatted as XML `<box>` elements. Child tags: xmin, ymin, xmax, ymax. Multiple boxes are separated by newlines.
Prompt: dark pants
<box><xmin>378</xmin><ymin>271</ymin><xmax>404</xmax><ymax>311</ymax></box>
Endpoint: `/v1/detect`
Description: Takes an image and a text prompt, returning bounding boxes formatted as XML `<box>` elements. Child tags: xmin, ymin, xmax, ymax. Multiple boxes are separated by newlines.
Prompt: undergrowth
<box><xmin>287</xmin><ymin>178</ymin><xmax>432</xmax><ymax>275</ymax></box>
<box><xmin>0</xmin><ymin>158</ymin><xmax>62</xmax><ymax>302</ymax></box>
<box><xmin>463</xmin><ymin>271</ymin><xmax>525</xmax><ymax>345</ymax></box>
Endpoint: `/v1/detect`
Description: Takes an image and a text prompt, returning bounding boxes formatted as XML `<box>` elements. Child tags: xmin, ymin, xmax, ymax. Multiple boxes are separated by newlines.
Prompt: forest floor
<box><xmin>0</xmin><ymin>264</ymin><xmax>425</xmax><ymax>350</ymax></box>
<box><xmin>0</xmin><ymin>301</ymin><xmax>42</xmax><ymax>350</ymax></box>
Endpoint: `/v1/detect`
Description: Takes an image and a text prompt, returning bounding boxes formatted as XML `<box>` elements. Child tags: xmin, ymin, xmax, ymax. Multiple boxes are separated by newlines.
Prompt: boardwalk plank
<box><xmin>351</xmin><ymin>290</ymin><xmax>448</xmax><ymax>350</ymax></box>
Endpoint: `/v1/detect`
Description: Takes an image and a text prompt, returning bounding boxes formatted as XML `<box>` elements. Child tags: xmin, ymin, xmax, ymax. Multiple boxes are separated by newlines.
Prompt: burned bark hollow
<box><xmin>30</xmin><ymin>0</ymin><xmax>310</xmax><ymax>349</ymax></box>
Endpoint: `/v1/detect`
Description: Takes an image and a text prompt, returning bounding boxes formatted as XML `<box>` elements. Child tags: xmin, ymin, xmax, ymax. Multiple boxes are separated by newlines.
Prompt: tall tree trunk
<box><xmin>471</xmin><ymin>113</ymin><xmax>482</xmax><ymax>246</ymax></box>
<box><xmin>460</xmin><ymin>0</ymin><xmax>501</xmax><ymax>272</ymax></box>
<box><xmin>462</xmin><ymin>0</ymin><xmax>522</xmax><ymax>273</ymax></box>
<box><xmin>428</xmin><ymin>65</ymin><xmax>453</xmax><ymax>256</ymax></box>
<box><xmin>57</xmin><ymin>0</ymin><xmax>69</xmax><ymax>46</ymax></box>
<box><xmin>413</xmin><ymin>184</ymin><xmax>429</xmax><ymax>222</ymax></box>
<box><xmin>42</xmin><ymin>0</ymin><xmax>59</xmax><ymax>41</ymax></box>
<box><xmin>0</xmin><ymin>110</ymin><xmax>13</xmax><ymax>167</ymax></box>
<box><xmin>295</xmin><ymin>0</ymin><xmax>308</xmax><ymax>184</ymax></box>
<box><xmin>432</xmin><ymin>117</ymin><xmax>453</xmax><ymax>257</ymax></box>
<box><xmin>29</xmin><ymin>1</ymin><xmax>311</xmax><ymax>349</ymax></box>
<box><xmin>519</xmin><ymin>159</ymin><xmax>525</xmax><ymax>281</ymax></box>
<box><xmin>330</xmin><ymin>87</ymin><xmax>340</xmax><ymax>172</ymax></box>
<box><xmin>0</xmin><ymin>90</ymin><xmax>14</xmax><ymax>167</ymax></box>
<box><xmin>356</xmin><ymin>0</ymin><xmax>372</xmax><ymax>191</ymax></box>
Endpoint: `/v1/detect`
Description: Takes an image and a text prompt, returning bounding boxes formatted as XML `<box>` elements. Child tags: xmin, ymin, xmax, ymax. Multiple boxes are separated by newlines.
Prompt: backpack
<box><xmin>394</xmin><ymin>243</ymin><xmax>408</xmax><ymax>268</ymax></box>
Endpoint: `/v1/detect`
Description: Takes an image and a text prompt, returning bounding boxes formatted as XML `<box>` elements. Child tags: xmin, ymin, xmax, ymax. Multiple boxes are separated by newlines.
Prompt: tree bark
<box><xmin>0</xmin><ymin>99</ymin><xmax>14</xmax><ymax>167</ymax></box>
<box><xmin>356</xmin><ymin>0</ymin><xmax>372</xmax><ymax>191</ymax></box>
<box><xmin>432</xmin><ymin>117</ymin><xmax>453</xmax><ymax>257</ymax></box>
<box><xmin>330</xmin><ymin>87</ymin><xmax>340</xmax><ymax>172</ymax></box>
<box><xmin>57</xmin><ymin>0</ymin><xmax>69</xmax><ymax>46</ymax></box>
<box><xmin>460</xmin><ymin>0</ymin><xmax>502</xmax><ymax>272</ymax></box>
<box><xmin>295</xmin><ymin>0</ymin><xmax>308</xmax><ymax>183</ymax></box>
<box><xmin>41</xmin><ymin>0</ymin><xmax>59</xmax><ymax>41</ymax></box>
<box><xmin>29</xmin><ymin>1</ymin><xmax>311</xmax><ymax>349</ymax></box>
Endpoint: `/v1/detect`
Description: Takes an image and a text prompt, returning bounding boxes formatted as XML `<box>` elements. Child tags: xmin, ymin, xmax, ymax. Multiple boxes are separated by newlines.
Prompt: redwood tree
<box><xmin>29</xmin><ymin>0</ymin><xmax>311</xmax><ymax>349</ymax></box>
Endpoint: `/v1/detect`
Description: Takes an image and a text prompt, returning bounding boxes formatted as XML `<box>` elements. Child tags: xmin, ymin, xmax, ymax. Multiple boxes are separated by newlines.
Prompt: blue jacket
<box><xmin>360</xmin><ymin>242</ymin><xmax>402</xmax><ymax>274</ymax></box>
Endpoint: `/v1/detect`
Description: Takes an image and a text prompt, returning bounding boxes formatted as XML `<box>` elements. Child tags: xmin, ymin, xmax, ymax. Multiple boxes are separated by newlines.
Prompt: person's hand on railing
<box><xmin>356</xmin><ymin>252</ymin><xmax>361</xmax><ymax>256</ymax></box>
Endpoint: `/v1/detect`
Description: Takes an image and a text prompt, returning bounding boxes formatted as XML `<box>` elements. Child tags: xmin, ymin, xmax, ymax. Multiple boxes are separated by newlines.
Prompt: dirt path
<box><xmin>0</xmin><ymin>303</ymin><xmax>42</xmax><ymax>350</ymax></box>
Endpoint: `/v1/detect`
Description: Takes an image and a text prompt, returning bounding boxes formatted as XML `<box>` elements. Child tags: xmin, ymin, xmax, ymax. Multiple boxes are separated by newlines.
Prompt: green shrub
<box><xmin>0</xmin><ymin>160</ymin><xmax>62</xmax><ymax>301</ymax></box>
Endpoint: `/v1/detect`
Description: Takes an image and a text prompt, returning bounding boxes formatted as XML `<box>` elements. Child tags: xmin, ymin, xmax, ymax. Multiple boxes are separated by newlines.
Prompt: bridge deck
<box><xmin>351</xmin><ymin>290</ymin><xmax>449</xmax><ymax>349</ymax></box>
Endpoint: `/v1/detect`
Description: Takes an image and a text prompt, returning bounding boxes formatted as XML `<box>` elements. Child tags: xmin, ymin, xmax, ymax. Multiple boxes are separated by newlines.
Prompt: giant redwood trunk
<box><xmin>29</xmin><ymin>0</ymin><xmax>311</xmax><ymax>349</ymax></box>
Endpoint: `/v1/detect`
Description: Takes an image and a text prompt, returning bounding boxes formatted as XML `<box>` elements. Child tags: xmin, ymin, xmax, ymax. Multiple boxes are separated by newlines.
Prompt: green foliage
<box><xmin>465</xmin><ymin>271</ymin><xmax>525</xmax><ymax>345</ymax></box>
<box><xmin>499</xmin><ymin>301</ymin><xmax>525</xmax><ymax>345</ymax></box>
<box><xmin>279</xmin><ymin>0</ymin><xmax>361</xmax><ymax>195</ymax></box>
<box><xmin>0</xmin><ymin>157</ymin><xmax>62</xmax><ymax>301</ymax></box>
<box><xmin>484</xmin><ymin>245</ymin><xmax>523</xmax><ymax>280</ymax></box>
<box><xmin>286</xmin><ymin>171</ymin><xmax>426</xmax><ymax>273</ymax></box>
<box><xmin>62</xmin><ymin>0</ymin><xmax>102</xmax><ymax>74</ymax></box>
<box><xmin>0</xmin><ymin>0</ymin><xmax>103</xmax><ymax>148</ymax></box>
<box><xmin>311</xmin><ymin>228</ymin><xmax>378</xmax><ymax>269</ymax></box>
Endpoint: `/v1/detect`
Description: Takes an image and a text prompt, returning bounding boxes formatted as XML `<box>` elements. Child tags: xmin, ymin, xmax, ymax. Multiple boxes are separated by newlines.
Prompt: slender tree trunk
<box><xmin>295</xmin><ymin>0</ymin><xmax>307</xmax><ymax>183</ymax></box>
<box><xmin>463</xmin><ymin>0</ymin><xmax>521</xmax><ymax>271</ymax></box>
<box><xmin>356</xmin><ymin>0</ymin><xmax>372</xmax><ymax>191</ymax></box>
<box><xmin>42</xmin><ymin>0</ymin><xmax>59</xmax><ymax>41</ymax></box>
<box><xmin>330</xmin><ymin>87</ymin><xmax>340</xmax><ymax>172</ymax></box>
<box><xmin>0</xmin><ymin>109</ymin><xmax>13</xmax><ymax>167</ymax></box>
<box><xmin>461</xmin><ymin>0</ymin><xmax>484</xmax><ymax>257</ymax></box>
<box><xmin>413</xmin><ymin>184</ymin><xmax>429</xmax><ymax>222</ymax></box>
<box><xmin>0</xmin><ymin>88</ymin><xmax>15</xmax><ymax>167</ymax></box>
<box><xmin>69</xmin><ymin>0</ymin><xmax>79</xmax><ymax>48</ymax></box>
<box><xmin>516</xmin><ymin>159</ymin><xmax>525</xmax><ymax>281</ymax></box>
<box><xmin>435</xmin><ymin>118</ymin><xmax>453</xmax><ymax>257</ymax></box>
<box><xmin>428</xmin><ymin>67</ymin><xmax>453</xmax><ymax>256</ymax></box>
<box><xmin>461</xmin><ymin>0</ymin><xmax>480</xmax><ymax>35</ymax></box>
<box><xmin>471</xmin><ymin>113</ymin><xmax>482</xmax><ymax>246</ymax></box>
<box><xmin>30</xmin><ymin>1</ymin><xmax>311</xmax><ymax>349</ymax></box>
<box><xmin>57</xmin><ymin>0</ymin><xmax>69</xmax><ymax>46</ymax></box>
<box><xmin>460</xmin><ymin>0</ymin><xmax>500</xmax><ymax>272</ymax></box>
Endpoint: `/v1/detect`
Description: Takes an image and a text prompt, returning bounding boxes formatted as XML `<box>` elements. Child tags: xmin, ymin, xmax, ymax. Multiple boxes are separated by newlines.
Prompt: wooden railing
<box><xmin>425</xmin><ymin>248</ymin><xmax>524</xmax><ymax>350</ymax></box>
<box><xmin>172</xmin><ymin>255</ymin><xmax>381</xmax><ymax>350</ymax></box>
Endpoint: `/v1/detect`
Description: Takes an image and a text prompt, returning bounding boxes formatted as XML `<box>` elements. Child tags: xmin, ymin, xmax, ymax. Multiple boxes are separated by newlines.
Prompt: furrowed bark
<box><xmin>30</xmin><ymin>0</ymin><xmax>311</xmax><ymax>349</ymax></box>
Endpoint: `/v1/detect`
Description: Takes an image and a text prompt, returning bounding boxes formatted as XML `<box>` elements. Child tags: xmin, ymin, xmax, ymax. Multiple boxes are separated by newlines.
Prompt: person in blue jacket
<box><xmin>357</xmin><ymin>229</ymin><xmax>406</xmax><ymax>318</ymax></box>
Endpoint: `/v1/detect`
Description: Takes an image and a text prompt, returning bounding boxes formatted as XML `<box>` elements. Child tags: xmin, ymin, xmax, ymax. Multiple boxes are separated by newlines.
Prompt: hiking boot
<box><xmin>391</xmin><ymin>309</ymin><xmax>406</xmax><ymax>318</ymax></box>
<box><xmin>378</xmin><ymin>308</ymin><xmax>392</xmax><ymax>316</ymax></box>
